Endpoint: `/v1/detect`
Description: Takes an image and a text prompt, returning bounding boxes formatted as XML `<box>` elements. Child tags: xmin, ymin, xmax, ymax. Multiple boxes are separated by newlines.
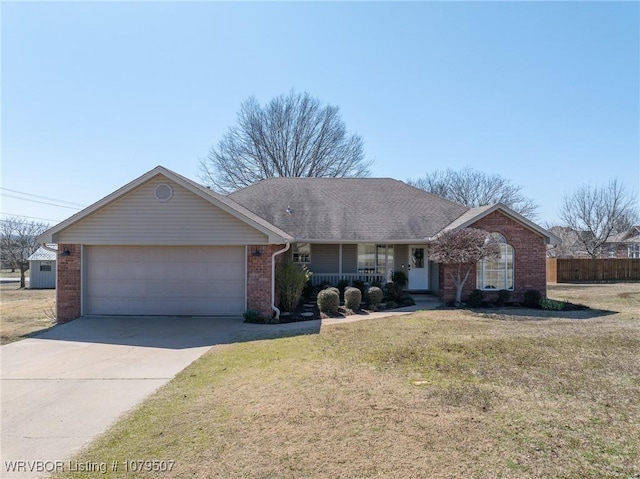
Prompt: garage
<box><xmin>84</xmin><ymin>245</ymin><xmax>245</xmax><ymax>316</ymax></box>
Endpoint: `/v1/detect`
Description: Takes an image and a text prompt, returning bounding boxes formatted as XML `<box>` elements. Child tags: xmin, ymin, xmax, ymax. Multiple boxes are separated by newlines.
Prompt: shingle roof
<box><xmin>228</xmin><ymin>177</ymin><xmax>468</xmax><ymax>242</ymax></box>
<box><xmin>28</xmin><ymin>246</ymin><xmax>57</xmax><ymax>261</ymax></box>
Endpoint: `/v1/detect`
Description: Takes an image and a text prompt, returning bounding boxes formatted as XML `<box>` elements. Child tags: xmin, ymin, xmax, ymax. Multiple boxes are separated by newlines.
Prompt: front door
<box><xmin>408</xmin><ymin>245</ymin><xmax>428</xmax><ymax>290</ymax></box>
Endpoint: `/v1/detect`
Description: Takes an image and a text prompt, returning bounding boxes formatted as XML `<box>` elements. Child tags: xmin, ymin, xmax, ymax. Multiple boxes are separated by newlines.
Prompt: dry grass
<box><xmin>56</xmin><ymin>284</ymin><xmax>640</xmax><ymax>478</ymax></box>
<box><xmin>0</xmin><ymin>283</ymin><xmax>55</xmax><ymax>344</ymax></box>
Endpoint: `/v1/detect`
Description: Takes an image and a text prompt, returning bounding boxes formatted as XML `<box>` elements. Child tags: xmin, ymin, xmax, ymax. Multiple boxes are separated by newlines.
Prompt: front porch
<box><xmin>292</xmin><ymin>242</ymin><xmax>438</xmax><ymax>293</ymax></box>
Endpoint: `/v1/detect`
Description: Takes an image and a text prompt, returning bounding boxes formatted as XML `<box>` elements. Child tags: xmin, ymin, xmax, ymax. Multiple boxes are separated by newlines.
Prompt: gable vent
<box><xmin>154</xmin><ymin>184</ymin><xmax>173</xmax><ymax>202</ymax></box>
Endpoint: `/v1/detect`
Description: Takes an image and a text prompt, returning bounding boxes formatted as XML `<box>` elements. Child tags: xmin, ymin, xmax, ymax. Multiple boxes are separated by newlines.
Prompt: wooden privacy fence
<box><xmin>547</xmin><ymin>258</ymin><xmax>640</xmax><ymax>283</ymax></box>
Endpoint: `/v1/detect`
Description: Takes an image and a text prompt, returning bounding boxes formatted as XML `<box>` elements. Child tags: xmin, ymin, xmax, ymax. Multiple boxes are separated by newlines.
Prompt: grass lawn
<box><xmin>57</xmin><ymin>283</ymin><xmax>639</xmax><ymax>478</ymax></box>
<box><xmin>0</xmin><ymin>282</ymin><xmax>55</xmax><ymax>344</ymax></box>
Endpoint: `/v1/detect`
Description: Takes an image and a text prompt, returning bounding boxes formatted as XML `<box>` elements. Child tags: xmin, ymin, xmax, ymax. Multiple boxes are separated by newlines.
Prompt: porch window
<box><xmin>476</xmin><ymin>233</ymin><xmax>514</xmax><ymax>291</ymax></box>
<box><xmin>357</xmin><ymin>244</ymin><xmax>394</xmax><ymax>281</ymax></box>
<box><xmin>629</xmin><ymin>245</ymin><xmax>640</xmax><ymax>259</ymax></box>
<box><xmin>292</xmin><ymin>243</ymin><xmax>311</xmax><ymax>263</ymax></box>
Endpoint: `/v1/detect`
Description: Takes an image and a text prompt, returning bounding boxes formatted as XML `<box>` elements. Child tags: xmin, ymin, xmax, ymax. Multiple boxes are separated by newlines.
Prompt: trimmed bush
<box><xmin>352</xmin><ymin>279</ymin><xmax>366</xmax><ymax>296</ymax></box>
<box><xmin>344</xmin><ymin>286</ymin><xmax>362</xmax><ymax>312</ymax></box>
<box><xmin>391</xmin><ymin>271</ymin><xmax>408</xmax><ymax>289</ymax></box>
<box><xmin>524</xmin><ymin>289</ymin><xmax>542</xmax><ymax>308</ymax></box>
<box><xmin>467</xmin><ymin>289</ymin><xmax>484</xmax><ymax>307</ymax></box>
<box><xmin>317</xmin><ymin>288</ymin><xmax>340</xmax><ymax>315</ymax></box>
<box><xmin>277</xmin><ymin>259</ymin><xmax>312</xmax><ymax>312</ymax></box>
<box><xmin>325</xmin><ymin>286</ymin><xmax>340</xmax><ymax>299</ymax></box>
<box><xmin>367</xmin><ymin>286</ymin><xmax>383</xmax><ymax>309</ymax></box>
<box><xmin>497</xmin><ymin>289</ymin><xmax>511</xmax><ymax>306</ymax></box>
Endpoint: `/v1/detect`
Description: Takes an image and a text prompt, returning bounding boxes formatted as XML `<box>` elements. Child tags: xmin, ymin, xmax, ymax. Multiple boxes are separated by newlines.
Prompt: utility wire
<box><xmin>0</xmin><ymin>187</ymin><xmax>87</xmax><ymax>207</ymax></box>
<box><xmin>2</xmin><ymin>194</ymin><xmax>83</xmax><ymax>210</ymax></box>
<box><xmin>0</xmin><ymin>212</ymin><xmax>62</xmax><ymax>223</ymax></box>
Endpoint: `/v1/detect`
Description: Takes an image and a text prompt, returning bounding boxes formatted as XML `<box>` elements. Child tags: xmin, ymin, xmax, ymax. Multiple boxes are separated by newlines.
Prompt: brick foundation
<box><xmin>57</xmin><ymin>244</ymin><xmax>82</xmax><ymax>323</ymax></box>
<box><xmin>246</xmin><ymin>244</ymin><xmax>287</xmax><ymax>318</ymax></box>
<box><xmin>439</xmin><ymin>211</ymin><xmax>548</xmax><ymax>303</ymax></box>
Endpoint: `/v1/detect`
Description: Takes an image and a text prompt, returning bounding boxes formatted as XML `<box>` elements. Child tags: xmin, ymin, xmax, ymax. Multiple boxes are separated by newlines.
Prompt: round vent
<box><xmin>154</xmin><ymin>184</ymin><xmax>173</xmax><ymax>202</ymax></box>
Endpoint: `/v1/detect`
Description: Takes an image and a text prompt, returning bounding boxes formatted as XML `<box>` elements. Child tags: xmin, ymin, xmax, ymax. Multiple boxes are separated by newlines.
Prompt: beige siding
<box><xmin>394</xmin><ymin>244</ymin><xmax>408</xmax><ymax>273</ymax></box>
<box><xmin>57</xmin><ymin>176</ymin><xmax>268</xmax><ymax>245</ymax></box>
<box><xmin>309</xmin><ymin>244</ymin><xmax>339</xmax><ymax>274</ymax></box>
<box><xmin>341</xmin><ymin>244</ymin><xmax>357</xmax><ymax>273</ymax></box>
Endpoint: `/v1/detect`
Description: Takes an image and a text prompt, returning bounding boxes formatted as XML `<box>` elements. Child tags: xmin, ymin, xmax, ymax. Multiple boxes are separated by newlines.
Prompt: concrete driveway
<box><xmin>1</xmin><ymin>315</ymin><xmax>246</xmax><ymax>478</ymax></box>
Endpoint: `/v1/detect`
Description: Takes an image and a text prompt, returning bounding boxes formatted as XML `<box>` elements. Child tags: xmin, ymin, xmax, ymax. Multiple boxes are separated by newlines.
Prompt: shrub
<box><xmin>337</xmin><ymin>279</ymin><xmax>350</xmax><ymax>299</ymax></box>
<box><xmin>352</xmin><ymin>279</ymin><xmax>366</xmax><ymax>296</ymax></box>
<box><xmin>467</xmin><ymin>289</ymin><xmax>484</xmax><ymax>307</ymax></box>
<box><xmin>302</xmin><ymin>280</ymin><xmax>314</xmax><ymax>301</ymax></box>
<box><xmin>540</xmin><ymin>298</ymin><xmax>569</xmax><ymax>311</ymax></box>
<box><xmin>317</xmin><ymin>288</ymin><xmax>340</xmax><ymax>315</ymax></box>
<box><xmin>400</xmin><ymin>295</ymin><xmax>415</xmax><ymax>307</ymax></box>
<box><xmin>367</xmin><ymin>286</ymin><xmax>383</xmax><ymax>309</ymax></box>
<box><xmin>243</xmin><ymin>310</ymin><xmax>265</xmax><ymax>323</ymax></box>
<box><xmin>325</xmin><ymin>286</ymin><xmax>340</xmax><ymax>299</ymax></box>
<box><xmin>344</xmin><ymin>286</ymin><xmax>362</xmax><ymax>311</ymax></box>
<box><xmin>391</xmin><ymin>271</ymin><xmax>408</xmax><ymax>289</ymax></box>
<box><xmin>385</xmin><ymin>301</ymin><xmax>398</xmax><ymax>310</ymax></box>
<box><xmin>277</xmin><ymin>259</ymin><xmax>312</xmax><ymax>312</ymax></box>
<box><xmin>387</xmin><ymin>271</ymin><xmax>408</xmax><ymax>302</ymax></box>
<box><xmin>524</xmin><ymin>289</ymin><xmax>542</xmax><ymax>308</ymax></box>
<box><xmin>497</xmin><ymin>289</ymin><xmax>511</xmax><ymax>306</ymax></box>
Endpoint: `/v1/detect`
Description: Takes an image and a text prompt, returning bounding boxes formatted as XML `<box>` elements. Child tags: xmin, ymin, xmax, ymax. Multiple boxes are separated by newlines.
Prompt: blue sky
<box><xmin>2</xmin><ymin>1</ymin><xmax>638</xmax><ymax>226</ymax></box>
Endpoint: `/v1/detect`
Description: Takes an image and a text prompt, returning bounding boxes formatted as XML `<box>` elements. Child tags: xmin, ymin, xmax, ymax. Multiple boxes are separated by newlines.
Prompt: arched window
<box><xmin>476</xmin><ymin>233</ymin><xmax>514</xmax><ymax>290</ymax></box>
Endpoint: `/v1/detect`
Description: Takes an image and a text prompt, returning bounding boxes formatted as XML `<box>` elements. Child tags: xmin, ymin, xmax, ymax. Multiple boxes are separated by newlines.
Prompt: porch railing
<box><xmin>310</xmin><ymin>273</ymin><xmax>385</xmax><ymax>287</ymax></box>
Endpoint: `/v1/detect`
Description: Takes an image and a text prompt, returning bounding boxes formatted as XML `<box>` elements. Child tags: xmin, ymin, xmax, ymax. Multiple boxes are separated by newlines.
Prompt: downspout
<box><xmin>271</xmin><ymin>242</ymin><xmax>290</xmax><ymax>320</ymax></box>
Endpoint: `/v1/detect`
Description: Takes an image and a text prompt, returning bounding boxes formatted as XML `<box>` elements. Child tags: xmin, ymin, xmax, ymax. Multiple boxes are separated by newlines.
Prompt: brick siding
<box><xmin>57</xmin><ymin>244</ymin><xmax>82</xmax><ymax>322</ymax></box>
<box><xmin>439</xmin><ymin>211</ymin><xmax>547</xmax><ymax>303</ymax></box>
<box><xmin>246</xmin><ymin>244</ymin><xmax>287</xmax><ymax>318</ymax></box>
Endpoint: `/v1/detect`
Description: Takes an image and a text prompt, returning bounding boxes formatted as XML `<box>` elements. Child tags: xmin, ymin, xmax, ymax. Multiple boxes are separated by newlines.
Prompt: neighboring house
<box><xmin>27</xmin><ymin>245</ymin><xmax>57</xmax><ymax>289</ymax></box>
<box><xmin>546</xmin><ymin>226</ymin><xmax>590</xmax><ymax>258</ymax></box>
<box><xmin>38</xmin><ymin>166</ymin><xmax>559</xmax><ymax>322</ymax></box>
<box><xmin>604</xmin><ymin>226</ymin><xmax>640</xmax><ymax>258</ymax></box>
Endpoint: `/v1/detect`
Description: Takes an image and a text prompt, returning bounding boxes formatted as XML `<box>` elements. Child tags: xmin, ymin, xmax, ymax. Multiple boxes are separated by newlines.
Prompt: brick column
<box><xmin>246</xmin><ymin>244</ymin><xmax>287</xmax><ymax>318</ymax></box>
<box><xmin>57</xmin><ymin>244</ymin><xmax>81</xmax><ymax>323</ymax></box>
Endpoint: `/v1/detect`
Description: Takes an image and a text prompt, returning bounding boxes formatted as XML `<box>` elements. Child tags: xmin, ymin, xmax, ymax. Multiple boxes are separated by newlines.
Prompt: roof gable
<box><xmin>38</xmin><ymin>167</ymin><xmax>293</xmax><ymax>245</ymax></box>
<box><xmin>438</xmin><ymin>203</ymin><xmax>560</xmax><ymax>245</ymax></box>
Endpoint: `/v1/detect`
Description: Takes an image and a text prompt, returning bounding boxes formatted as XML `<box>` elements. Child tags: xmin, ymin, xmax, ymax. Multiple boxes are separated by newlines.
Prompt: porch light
<box><xmin>252</xmin><ymin>249</ymin><xmax>262</xmax><ymax>257</ymax></box>
<box><xmin>61</xmin><ymin>248</ymin><xmax>71</xmax><ymax>256</ymax></box>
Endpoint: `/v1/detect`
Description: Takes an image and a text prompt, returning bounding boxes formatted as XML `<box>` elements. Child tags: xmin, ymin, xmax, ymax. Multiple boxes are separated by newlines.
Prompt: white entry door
<box><xmin>408</xmin><ymin>245</ymin><xmax>428</xmax><ymax>290</ymax></box>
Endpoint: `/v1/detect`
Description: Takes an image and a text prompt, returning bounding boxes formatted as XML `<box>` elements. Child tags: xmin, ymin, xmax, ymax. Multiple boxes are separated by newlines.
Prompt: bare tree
<box><xmin>408</xmin><ymin>167</ymin><xmax>538</xmax><ymax>219</ymax></box>
<box><xmin>545</xmin><ymin>226</ymin><xmax>586</xmax><ymax>258</ymax></box>
<box><xmin>0</xmin><ymin>217</ymin><xmax>49</xmax><ymax>288</ymax></box>
<box><xmin>559</xmin><ymin>179</ymin><xmax>638</xmax><ymax>259</ymax></box>
<box><xmin>428</xmin><ymin>228</ymin><xmax>501</xmax><ymax>305</ymax></box>
<box><xmin>200</xmin><ymin>91</ymin><xmax>372</xmax><ymax>193</ymax></box>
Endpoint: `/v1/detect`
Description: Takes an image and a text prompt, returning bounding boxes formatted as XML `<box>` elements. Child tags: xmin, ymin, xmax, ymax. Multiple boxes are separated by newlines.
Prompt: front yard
<box><xmin>54</xmin><ymin>283</ymin><xmax>639</xmax><ymax>478</ymax></box>
<box><xmin>0</xmin><ymin>282</ymin><xmax>55</xmax><ymax>344</ymax></box>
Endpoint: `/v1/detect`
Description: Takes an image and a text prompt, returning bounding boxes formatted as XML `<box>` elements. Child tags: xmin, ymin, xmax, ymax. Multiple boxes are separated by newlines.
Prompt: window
<box><xmin>629</xmin><ymin>245</ymin><xmax>640</xmax><ymax>259</ymax></box>
<box><xmin>357</xmin><ymin>244</ymin><xmax>394</xmax><ymax>281</ymax></box>
<box><xmin>476</xmin><ymin>233</ymin><xmax>514</xmax><ymax>291</ymax></box>
<box><xmin>40</xmin><ymin>263</ymin><xmax>52</xmax><ymax>272</ymax></box>
<box><xmin>292</xmin><ymin>243</ymin><xmax>311</xmax><ymax>263</ymax></box>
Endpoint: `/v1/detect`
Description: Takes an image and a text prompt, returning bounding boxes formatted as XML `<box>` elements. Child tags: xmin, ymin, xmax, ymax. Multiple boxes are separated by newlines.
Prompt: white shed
<box><xmin>28</xmin><ymin>246</ymin><xmax>57</xmax><ymax>289</ymax></box>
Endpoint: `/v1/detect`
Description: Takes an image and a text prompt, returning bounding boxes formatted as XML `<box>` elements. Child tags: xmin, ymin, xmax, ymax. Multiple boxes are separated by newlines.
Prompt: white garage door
<box><xmin>85</xmin><ymin>246</ymin><xmax>245</xmax><ymax>315</ymax></box>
